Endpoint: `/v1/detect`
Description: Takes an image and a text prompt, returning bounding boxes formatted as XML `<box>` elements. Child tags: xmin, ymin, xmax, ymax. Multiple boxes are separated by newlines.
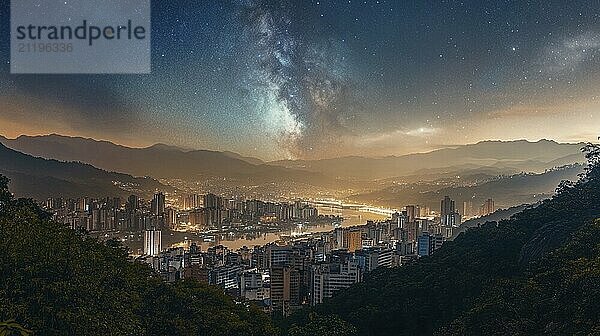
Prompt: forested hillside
<box><xmin>284</xmin><ymin>144</ymin><xmax>600</xmax><ymax>336</ymax></box>
<box><xmin>0</xmin><ymin>175</ymin><xmax>275</xmax><ymax>335</ymax></box>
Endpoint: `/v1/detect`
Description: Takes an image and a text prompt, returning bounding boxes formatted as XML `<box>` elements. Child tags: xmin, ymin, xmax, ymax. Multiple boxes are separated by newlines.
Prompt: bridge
<box><xmin>310</xmin><ymin>199</ymin><xmax>398</xmax><ymax>217</ymax></box>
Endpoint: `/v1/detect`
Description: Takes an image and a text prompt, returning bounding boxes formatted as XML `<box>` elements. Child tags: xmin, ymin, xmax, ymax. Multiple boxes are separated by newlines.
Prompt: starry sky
<box><xmin>0</xmin><ymin>0</ymin><xmax>599</xmax><ymax>160</ymax></box>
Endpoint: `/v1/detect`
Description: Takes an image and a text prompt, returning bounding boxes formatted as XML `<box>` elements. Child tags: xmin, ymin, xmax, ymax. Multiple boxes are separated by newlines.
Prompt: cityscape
<box><xmin>41</xmin><ymin>190</ymin><xmax>497</xmax><ymax>316</ymax></box>
<box><xmin>0</xmin><ymin>0</ymin><xmax>599</xmax><ymax>335</ymax></box>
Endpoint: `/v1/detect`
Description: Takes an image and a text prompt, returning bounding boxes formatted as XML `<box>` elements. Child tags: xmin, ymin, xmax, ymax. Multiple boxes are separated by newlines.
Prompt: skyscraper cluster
<box><xmin>43</xmin><ymin>192</ymin><xmax>321</xmax><ymax>233</ymax></box>
<box><xmin>141</xmin><ymin>205</ymin><xmax>461</xmax><ymax>316</ymax></box>
<box><xmin>43</xmin><ymin>191</ymin><xmax>499</xmax><ymax>315</ymax></box>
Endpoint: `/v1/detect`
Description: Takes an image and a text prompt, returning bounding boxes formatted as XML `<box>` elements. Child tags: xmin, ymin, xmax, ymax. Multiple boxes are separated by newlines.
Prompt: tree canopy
<box><xmin>0</xmin><ymin>177</ymin><xmax>276</xmax><ymax>335</ymax></box>
<box><xmin>283</xmin><ymin>143</ymin><xmax>600</xmax><ymax>335</ymax></box>
<box><xmin>2</xmin><ymin>143</ymin><xmax>600</xmax><ymax>335</ymax></box>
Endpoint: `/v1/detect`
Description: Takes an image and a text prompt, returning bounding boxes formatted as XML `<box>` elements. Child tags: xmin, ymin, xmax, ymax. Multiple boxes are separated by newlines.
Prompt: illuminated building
<box><xmin>144</xmin><ymin>227</ymin><xmax>162</xmax><ymax>256</ymax></box>
<box><xmin>480</xmin><ymin>198</ymin><xmax>495</xmax><ymax>216</ymax></box>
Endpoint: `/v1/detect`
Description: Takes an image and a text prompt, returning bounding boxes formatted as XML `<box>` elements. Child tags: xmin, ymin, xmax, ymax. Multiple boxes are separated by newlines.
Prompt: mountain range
<box><xmin>269</xmin><ymin>139</ymin><xmax>585</xmax><ymax>180</ymax></box>
<box><xmin>347</xmin><ymin>164</ymin><xmax>585</xmax><ymax>209</ymax></box>
<box><xmin>0</xmin><ymin>134</ymin><xmax>597</xmax><ymax>335</ymax></box>
<box><xmin>0</xmin><ymin>142</ymin><xmax>165</xmax><ymax>200</ymax></box>
<box><xmin>0</xmin><ymin>134</ymin><xmax>588</xmax><ymax>204</ymax></box>
<box><xmin>0</xmin><ymin>134</ymin><xmax>340</xmax><ymax>189</ymax></box>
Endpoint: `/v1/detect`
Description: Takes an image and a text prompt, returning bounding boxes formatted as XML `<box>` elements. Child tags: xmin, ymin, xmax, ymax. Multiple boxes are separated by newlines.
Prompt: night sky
<box><xmin>0</xmin><ymin>0</ymin><xmax>599</xmax><ymax>160</ymax></box>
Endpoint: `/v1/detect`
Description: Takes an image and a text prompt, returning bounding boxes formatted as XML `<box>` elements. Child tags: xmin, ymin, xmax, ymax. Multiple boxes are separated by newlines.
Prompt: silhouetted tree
<box><xmin>282</xmin><ymin>143</ymin><xmax>600</xmax><ymax>336</ymax></box>
<box><xmin>0</xmin><ymin>320</ymin><xmax>32</xmax><ymax>336</ymax></box>
<box><xmin>0</xmin><ymin>175</ymin><xmax>276</xmax><ymax>335</ymax></box>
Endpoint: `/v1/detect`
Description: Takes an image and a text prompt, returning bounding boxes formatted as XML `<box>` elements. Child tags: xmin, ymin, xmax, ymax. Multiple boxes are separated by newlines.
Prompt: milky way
<box><xmin>238</xmin><ymin>0</ymin><xmax>354</xmax><ymax>158</ymax></box>
<box><xmin>0</xmin><ymin>1</ymin><xmax>599</xmax><ymax>159</ymax></box>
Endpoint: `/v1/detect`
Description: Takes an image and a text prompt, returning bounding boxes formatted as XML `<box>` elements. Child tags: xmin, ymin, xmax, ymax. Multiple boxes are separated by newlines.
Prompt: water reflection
<box><xmin>170</xmin><ymin>209</ymin><xmax>389</xmax><ymax>250</ymax></box>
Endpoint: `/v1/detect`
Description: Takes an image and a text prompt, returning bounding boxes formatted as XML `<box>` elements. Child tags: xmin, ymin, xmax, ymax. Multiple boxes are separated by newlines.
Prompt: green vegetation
<box><xmin>0</xmin><ymin>320</ymin><xmax>32</xmax><ymax>336</ymax></box>
<box><xmin>0</xmin><ymin>175</ymin><xmax>275</xmax><ymax>335</ymax></box>
<box><xmin>438</xmin><ymin>219</ymin><xmax>600</xmax><ymax>335</ymax></box>
<box><xmin>287</xmin><ymin>313</ymin><xmax>357</xmax><ymax>336</ymax></box>
<box><xmin>284</xmin><ymin>144</ymin><xmax>600</xmax><ymax>335</ymax></box>
<box><xmin>1</xmin><ymin>143</ymin><xmax>599</xmax><ymax>335</ymax></box>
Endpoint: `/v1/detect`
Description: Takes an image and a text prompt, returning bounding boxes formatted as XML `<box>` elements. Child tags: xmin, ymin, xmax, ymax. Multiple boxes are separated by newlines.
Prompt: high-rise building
<box><xmin>447</xmin><ymin>212</ymin><xmax>462</xmax><ymax>227</ymax></box>
<box><xmin>440</xmin><ymin>196</ymin><xmax>455</xmax><ymax>217</ymax></box>
<box><xmin>346</xmin><ymin>229</ymin><xmax>362</xmax><ymax>252</ymax></box>
<box><xmin>441</xmin><ymin>196</ymin><xmax>461</xmax><ymax>227</ymax></box>
<box><xmin>151</xmin><ymin>192</ymin><xmax>166</xmax><ymax>216</ymax></box>
<box><xmin>463</xmin><ymin>200</ymin><xmax>474</xmax><ymax>218</ymax></box>
<box><xmin>166</xmin><ymin>208</ymin><xmax>177</xmax><ymax>229</ymax></box>
<box><xmin>204</xmin><ymin>193</ymin><xmax>223</xmax><ymax>209</ymax></box>
<box><xmin>417</xmin><ymin>232</ymin><xmax>445</xmax><ymax>256</ymax></box>
<box><xmin>187</xmin><ymin>208</ymin><xmax>223</xmax><ymax>228</ymax></box>
<box><xmin>354</xmin><ymin>247</ymin><xmax>393</xmax><ymax>272</ymax></box>
<box><xmin>205</xmin><ymin>208</ymin><xmax>223</xmax><ymax>227</ymax></box>
<box><xmin>268</xmin><ymin>245</ymin><xmax>293</xmax><ymax>268</ymax></box>
<box><xmin>391</xmin><ymin>211</ymin><xmax>407</xmax><ymax>229</ymax></box>
<box><xmin>270</xmin><ymin>266</ymin><xmax>300</xmax><ymax>316</ymax></box>
<box><xmin>126</xmin><ymin>195</ymin><xmax>140</xmax><ymax>212</ymax></box>
<box><xmin>480</xmin><ymin>198</ymin><xmax>495</xmax><ymax>217</ymax></box>
<box><xmin>415</xmin><ymin>218</ymin><xmax>431</xmax><ymax>236</ymax></box>
<box><xmin>45</xmin><ymin>197</ymin><xmax>64</xmax><ymax>210</ymax></box>
<box><xmin>183</xmin><ymin>194</ymin><xmax>201</xmax><ymax>210</ymax></box>
<box><xmin>417</xmin><ymin>232</ymin><xmax>435</xmax><ymax>256</ymax></box>
<box><xmin>332</xmin><ymin>227</ymin><xmax>346</xmax><ymax>249</ymax></box>
<box><xmin>210</xmin><ymin>265</ymin><xmax>242</xmax><ymax>289</ymax></box>
<box><xmin>405</xmin><ymin>205</ymin><xmax>419</xmax><ymax>223</ymax></box>
<box><xmin>77</xmin><ymin>197</ymin><xmax>89</xmax><ymax>212</ymax></box>
<box><xmin>144</xmin><ymin>228</ymin><xmax>162</xmax><ymax>256</ymax></box>
<box><xmin>311</xmin><ymin>260</ymin><xmax>361</xmax><ymax>305</ymax></box>
<box><xmin>240</xmin><ymin>270</ymin><xmax>269</xmax><ymax>301</ymax></box>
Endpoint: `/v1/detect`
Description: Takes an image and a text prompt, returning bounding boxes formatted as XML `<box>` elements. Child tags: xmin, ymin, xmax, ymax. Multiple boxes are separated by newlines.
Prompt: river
<box><xmin>166</xmin><ymin>208</ymin><xmax>389</xmax><ymax>251</ymax></box>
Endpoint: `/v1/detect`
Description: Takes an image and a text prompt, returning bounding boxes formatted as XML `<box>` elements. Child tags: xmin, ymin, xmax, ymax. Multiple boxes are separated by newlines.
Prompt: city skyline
<box><xmin>1</xmin><ymin>1</ymin><xmax>600</xmax><ymax>335</ymax></box>
<box><xmin>0</xmin><ymin>0</ymin><xmax>598</xmax><ymax>160</ymax></box>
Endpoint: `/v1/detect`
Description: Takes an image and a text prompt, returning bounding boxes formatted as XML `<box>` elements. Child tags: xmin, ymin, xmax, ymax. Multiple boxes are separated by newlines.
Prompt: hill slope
<box><xmin>0</xmin><ymin>134</ymin><xmax>335</xmax><ymax>187</ymax></box>
<box><xmin>451</xmin><ymin>204</ymin><xmax>529</xmax><ymax>239</ymax></box>
<box><xmin>0</xmin><ymin>176</ymin><xmax>275</xmax><ymax>335</ymax></box>
<box><xmin>0</xmin><ymin>143</ymin><xmax>165</xmax><ymax>200</ymax></box>
<box><xmin>284</xmin><ymin>145</ymin><xmax>600</xmax><ymax>336</ymax></box>
<box><xmin>348</xmin><ymin>164</ymin><xmax>584</xmax><ymax>209</ymax></box>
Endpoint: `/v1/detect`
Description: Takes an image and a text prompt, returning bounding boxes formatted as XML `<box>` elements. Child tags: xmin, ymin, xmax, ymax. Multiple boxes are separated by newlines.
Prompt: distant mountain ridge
<box><xmin>0</xmin><ymin>135</ymin><xmax>588</xmax><ymax>203</ymax></box>
<box><xmin>347</xmin><ymin>164</ymin><xmax>585</xmax><ymax>209</ymax></box>
<box><xmin>451</xmin><ymin>204</ymin><xmax>530</xmax><ymax>239</ymax></box>
<box><xmin>0</xmin><ymin>134</ymin><xmax>334</xmax><ymax>187</ymax></box>
<box><xmin>0</xmin><ymin>142</ymin><xmax>165</xmax><ymax>200</ymax></box>
<box><xmin>269</xmin><ymin>139</ymin><xmax>585</xmax><ymax>180</ymax></box>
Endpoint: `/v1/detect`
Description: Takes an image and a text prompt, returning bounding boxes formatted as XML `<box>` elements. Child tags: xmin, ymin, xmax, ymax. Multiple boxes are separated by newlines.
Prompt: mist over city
<box><xmin>0</xmin><ymin>1</ymin><xmax>599</xmax><ymax>335</ymax></box>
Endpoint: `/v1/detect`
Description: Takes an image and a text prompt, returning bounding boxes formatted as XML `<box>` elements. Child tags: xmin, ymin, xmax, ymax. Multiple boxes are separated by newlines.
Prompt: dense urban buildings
<box><xmin>41</xmin><ymin>192</ymin><xmax>495</xmax><ymax>316</ymax></box>
<box><xmin>43</xmin><ymin>192</ymin><xmax>321</xmax><ymax>233</ymax></box>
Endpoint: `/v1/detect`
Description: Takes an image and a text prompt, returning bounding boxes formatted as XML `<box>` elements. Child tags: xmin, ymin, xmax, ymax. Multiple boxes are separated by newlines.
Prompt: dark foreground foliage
<box><xmin>2</xmin><ymin>143</ymin><xmax>600</xmax><ymax>335</ymax></box>
<box><xmin>0</xmin><ymin>175</ymin><xmax>276</xmax><ymax>336</ymax></box>
<box><xmin>283</xmin><ymin>144</ymin><xmax>600</xmax><ymax>336</ymax></box>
